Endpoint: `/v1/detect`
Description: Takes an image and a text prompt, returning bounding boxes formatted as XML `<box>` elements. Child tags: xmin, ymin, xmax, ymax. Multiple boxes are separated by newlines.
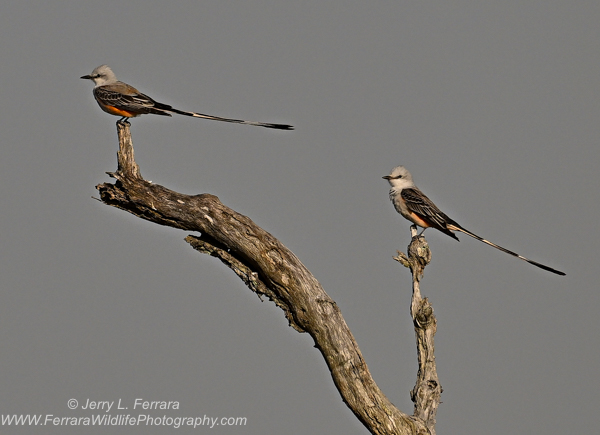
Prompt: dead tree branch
<box><xmin>394</xmin><ymin>228</ymin><xmax>442</xmax><ymax>435</ymax></box>
<box><xmin>95</xmin><ymin>121</ymin><xmax>434</xmax><ymax>435</ymax></box>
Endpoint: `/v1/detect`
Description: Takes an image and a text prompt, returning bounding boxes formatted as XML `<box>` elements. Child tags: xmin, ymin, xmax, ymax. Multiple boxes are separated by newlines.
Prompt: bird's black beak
<box><xmin>80</xmin><ymin>75</ymin><xmax>91</xmax><ymax>80</ymax></box>
<box><xmin>382</xmin><ymin>175</ymin><xmax>391</xmax><ymax>180</ymax></box>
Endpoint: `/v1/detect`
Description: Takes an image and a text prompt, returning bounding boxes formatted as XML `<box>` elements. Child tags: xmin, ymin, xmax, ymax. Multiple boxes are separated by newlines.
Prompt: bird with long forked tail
<box><xmin>383</xmin><ymin>165</ymin><xmax>565</xmax><ymax>276</ymax></box>
<box><xmin>81</xmin><ymin>65</ymin><xmax>293</xmax><ymax>130</ymax></box>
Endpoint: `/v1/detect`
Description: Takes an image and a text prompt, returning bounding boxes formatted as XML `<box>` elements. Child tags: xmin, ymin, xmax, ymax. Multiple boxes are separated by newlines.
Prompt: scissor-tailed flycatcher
<box><xmin>80</xmin><ymin>65</ymin><xmax>293</xmax><ymax>130</ymax></box>
<box><xmin>383</xmin><ymin>166</ymin><xmax>565</xmax><ymax>276</ymax></box>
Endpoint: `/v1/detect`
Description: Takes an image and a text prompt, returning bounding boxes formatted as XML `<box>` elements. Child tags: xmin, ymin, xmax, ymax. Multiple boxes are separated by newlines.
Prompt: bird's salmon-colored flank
<box><xmin>408</xmin><ymin>211</ymin><xmax>434</xmax><ymax>229</ymax></box>
<box><xmin>100</xmin><ymin>104</ymin><xmax>139</xmax><ymax>118</ymax></box>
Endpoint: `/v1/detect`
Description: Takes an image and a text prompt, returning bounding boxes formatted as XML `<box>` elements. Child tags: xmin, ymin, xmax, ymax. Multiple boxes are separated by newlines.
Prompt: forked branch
<box><xmin>95</xmin><ymin>121</ymin><xmax>436</xmax><ymax>434</ymax></box>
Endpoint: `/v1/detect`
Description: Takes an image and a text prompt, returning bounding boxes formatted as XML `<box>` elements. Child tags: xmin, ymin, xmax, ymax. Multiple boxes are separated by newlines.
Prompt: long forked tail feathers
<box><xmin>446</xmin><ymin>224</ymin><xmax>565</xmax><ymax>276</ymax></box>
<box><xmin>156</xmin><ymin>104</ymin><xmax>294</xmax><ymax>130</ymax></box>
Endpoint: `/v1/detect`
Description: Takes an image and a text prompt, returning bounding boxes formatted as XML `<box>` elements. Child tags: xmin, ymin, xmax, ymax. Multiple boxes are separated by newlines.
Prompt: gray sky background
<box><xmin>0</xmin><ymin>1</ymin><xmax>598</xmax><ymax>434</ymax></box>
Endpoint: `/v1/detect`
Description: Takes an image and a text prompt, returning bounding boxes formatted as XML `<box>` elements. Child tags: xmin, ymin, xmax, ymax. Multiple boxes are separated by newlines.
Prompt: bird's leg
<box><xmin>410</xmin><ymin>226</ymin><xmax>426</xmax><ymax>241</ymax></box>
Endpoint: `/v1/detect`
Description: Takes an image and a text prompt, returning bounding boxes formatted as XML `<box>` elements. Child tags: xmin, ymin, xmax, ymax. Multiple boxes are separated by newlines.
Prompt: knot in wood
<box><xmin>408</xmin><ymin>236</ymin><xmax>431</xmax><ymax>268</ymax></box>
<box><xmin>414</xmin><ymin>298</ymin><xmax>434</xmax><ymax>327</ymax></box>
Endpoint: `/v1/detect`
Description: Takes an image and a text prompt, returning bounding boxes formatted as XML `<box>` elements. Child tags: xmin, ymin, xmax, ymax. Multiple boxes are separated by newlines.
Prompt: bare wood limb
<box><xmin>394</xmin><ymin>226</ymin><xmax>442</xmax><ymax>435</ymax></box>
<box><xmin>95</xmin><ymin>121</ymin><xmax>431</xmax><ymax>435</ymax></box>
<box><xmin>115</xmin><ymin>120</ymin><xmax>142</xmax><ymax>180</ymax></box>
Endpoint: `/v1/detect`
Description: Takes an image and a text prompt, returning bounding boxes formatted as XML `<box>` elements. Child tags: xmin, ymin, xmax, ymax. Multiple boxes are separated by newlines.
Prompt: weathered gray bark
<box><xmin>95</xmin><ymin>121</ymin><xmax>440</xmax><ymax>435</ymax></box>
<box><xmin>394</xmin><ymin>229</ymin><xmax>442</xmax><ymax>435</ymax></box>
